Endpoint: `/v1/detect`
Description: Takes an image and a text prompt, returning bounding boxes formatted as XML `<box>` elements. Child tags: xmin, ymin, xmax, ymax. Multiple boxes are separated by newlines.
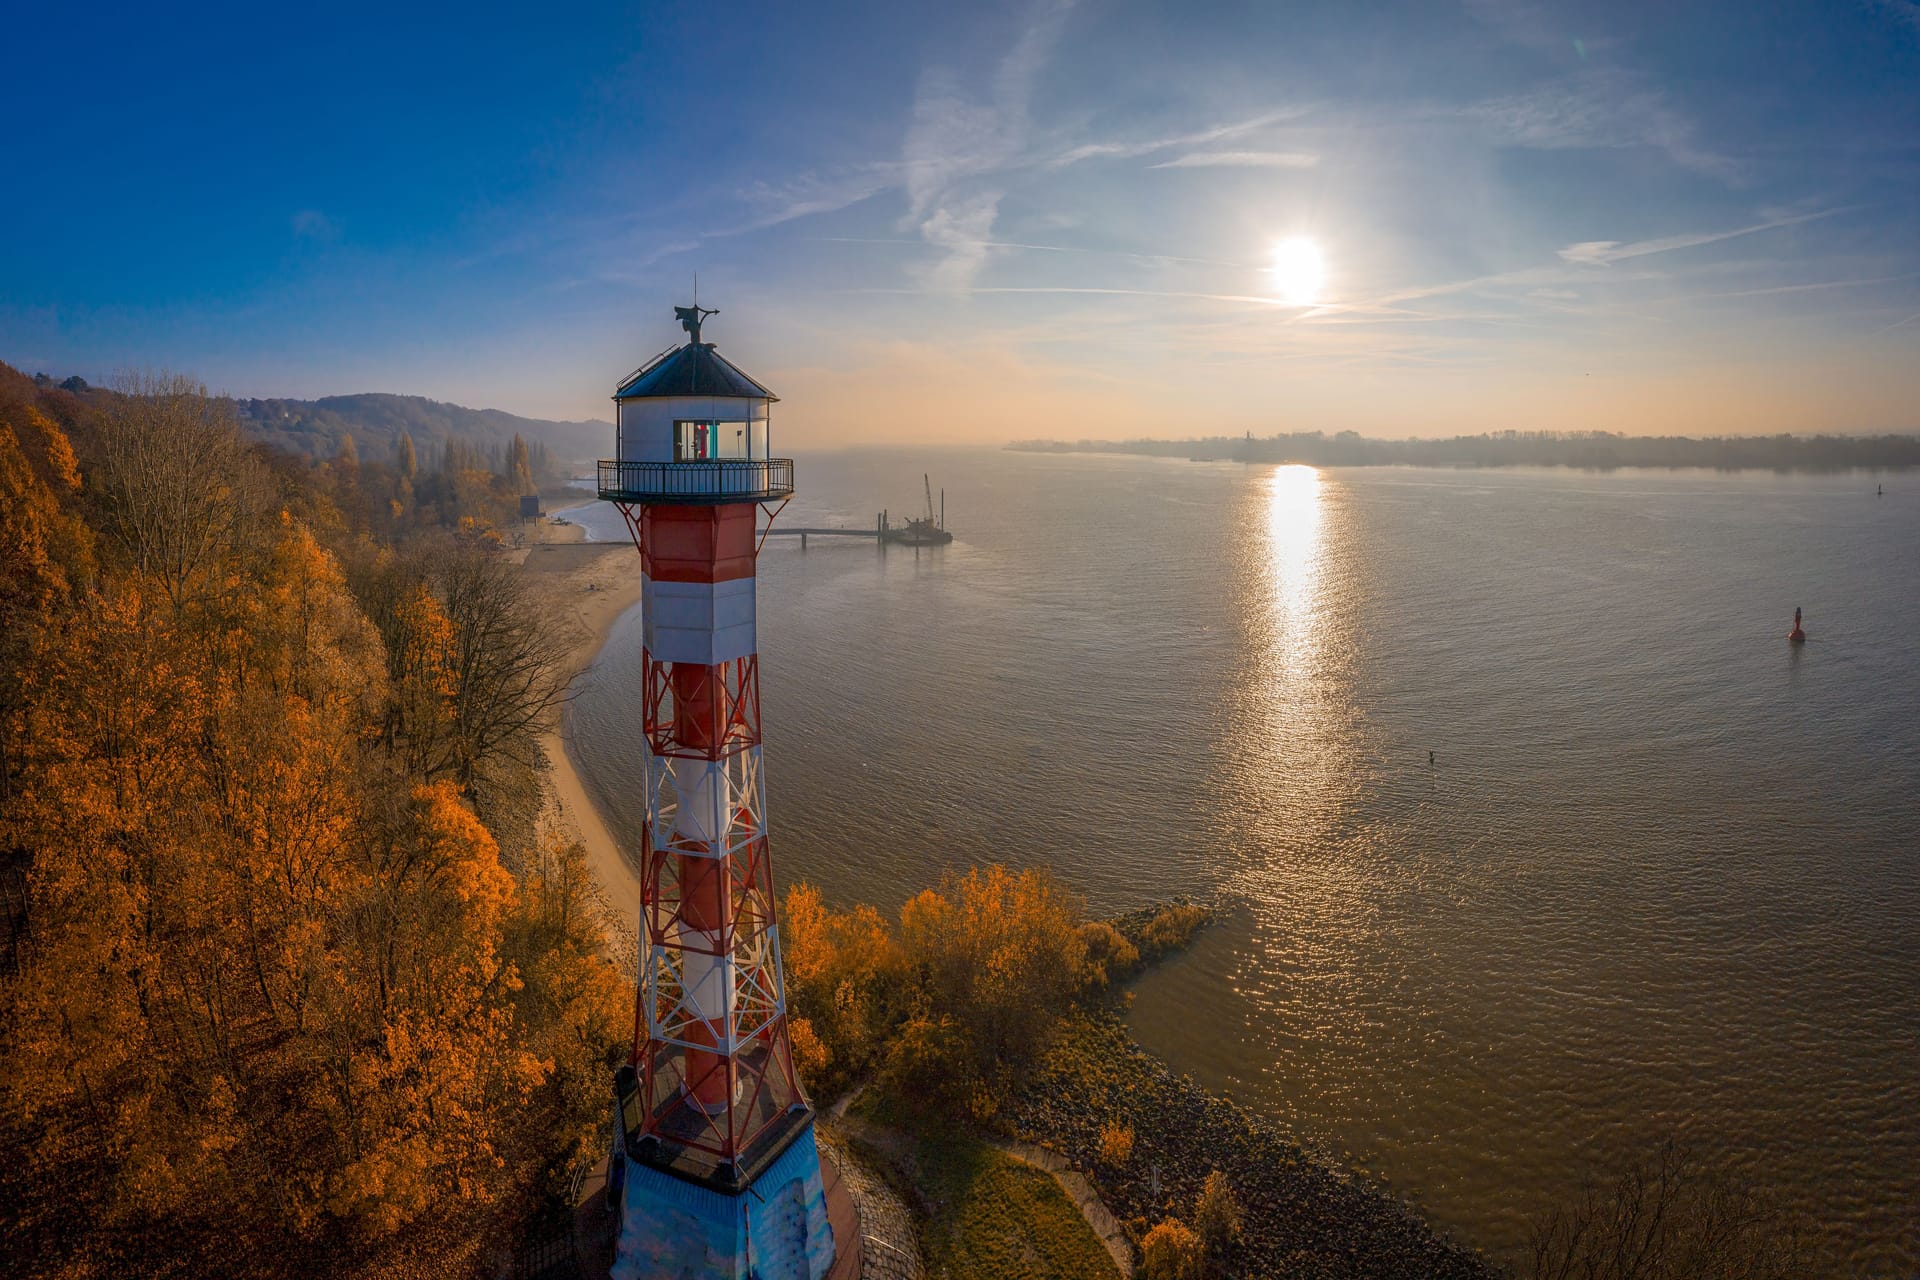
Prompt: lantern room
<box><xmin>598</xmin><ymin>309</ymin><xmax>793</xmax><ymax>505</ymax></box>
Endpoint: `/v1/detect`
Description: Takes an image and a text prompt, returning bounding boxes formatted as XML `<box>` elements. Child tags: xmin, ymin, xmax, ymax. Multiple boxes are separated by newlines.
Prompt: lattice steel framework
<box><xmin>614</xmin><ymin>504</ymin><xmax>806</xmax><ymax>1175</ymax></box>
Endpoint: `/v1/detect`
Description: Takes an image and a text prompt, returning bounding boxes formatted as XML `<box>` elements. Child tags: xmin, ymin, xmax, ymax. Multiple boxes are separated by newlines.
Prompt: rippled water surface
<box><xmin>566</xmin><ymin>450</ymin><xmax>1920</xmax><ymax>1273</ymax></box>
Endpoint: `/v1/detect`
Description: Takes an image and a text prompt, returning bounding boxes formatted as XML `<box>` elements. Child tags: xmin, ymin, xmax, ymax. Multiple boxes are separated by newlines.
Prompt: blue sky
<box><xmin>4</xmin><ymin>0</ymin><xmax>1918</xmax><ymax>443</ymax></box>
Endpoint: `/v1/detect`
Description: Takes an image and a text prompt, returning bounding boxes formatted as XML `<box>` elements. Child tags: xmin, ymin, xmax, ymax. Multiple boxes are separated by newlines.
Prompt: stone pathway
<box><xmin>818</xmin><ymin>1125</ymin><xmax>924</xmax><ymax>1280</ymax></box>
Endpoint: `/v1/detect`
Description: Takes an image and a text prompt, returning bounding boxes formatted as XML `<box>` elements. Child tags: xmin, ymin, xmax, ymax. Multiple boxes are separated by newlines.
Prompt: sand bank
<box><xmin>517</xmin><ymin>525</ymin><xmax>643</xmax><ymax>934</ymax></box>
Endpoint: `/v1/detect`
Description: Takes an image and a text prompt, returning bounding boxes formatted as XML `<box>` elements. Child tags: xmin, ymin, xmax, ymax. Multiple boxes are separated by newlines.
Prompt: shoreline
<box><xmin>515</xmin><ymin>527</ymin><xmax>1492</xmax><ymax>1276</ymax></box>
<box><xmin>1006</xmin><ymin>1007</ymin><xmax>1496</xmax><ymax>1280</ymax></box>
<box><xmin>514</xmin><ymin>519</ymin><xmax>644</xmax><ymax>935</ymax></box>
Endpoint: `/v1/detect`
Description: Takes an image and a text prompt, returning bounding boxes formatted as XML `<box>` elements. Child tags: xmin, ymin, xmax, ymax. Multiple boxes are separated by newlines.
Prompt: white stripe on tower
<box><xmin>640</xmin><ymin>575</ymin><xmax>757</xmax><ymax>664</ymax></box>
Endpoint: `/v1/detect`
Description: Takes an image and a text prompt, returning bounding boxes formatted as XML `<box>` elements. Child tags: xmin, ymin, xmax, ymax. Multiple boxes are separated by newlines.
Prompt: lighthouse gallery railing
<box><xmin>597</xmin><ymin>458</ymin><xmax>794</xmax><ymax>504</ymax></box>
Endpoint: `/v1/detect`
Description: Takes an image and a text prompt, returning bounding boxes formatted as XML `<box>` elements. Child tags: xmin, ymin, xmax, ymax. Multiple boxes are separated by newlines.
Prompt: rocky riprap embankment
<box><xmin>1001</xmin><ymin>1010</ymin><xmax>1498</xmax><ymax>1280</ymax></box>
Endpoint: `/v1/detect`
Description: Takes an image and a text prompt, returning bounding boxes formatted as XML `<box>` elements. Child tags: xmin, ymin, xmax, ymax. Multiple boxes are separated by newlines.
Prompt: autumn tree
<box><xmin>508</xmin><ymin>432</ymin><xmax>535</xmax><ymax>496</ymax></box>
<box><xmin>0</xmin><ymin>361</ymin><xmax>627</xmax><ymax>1279</ymax></box>
<box><xmin>331</xmin><ymin>432</ymin><xmax>363</xmax><ymax>527</ymax></box>
<box><xmin>1192</xmin><ymin>1170</ymin><xmax>1243</xmax><ymax>1260</ymax></box>
<box><xmin>1139</xmin><ymin>1219</ymin><xmax>1205</xmax><ymax>1280</ymax></box>
<box><xmin>0</xmin><ymin>389</ymin><xmax>95</xmax><ymax>799</ymax></box>
<box><xmin>499</xmin><ymin>831</ymin><xmax>632</xmax><ymax>1185</ymax></box>
<box><xmin>392</xmin><ymin>430</ymin><xmax>418</xmax><ymax>527</ymax></box>
<box><xmin>388</xmin><ymin>580</ymin><xmax>460</xmax><ymax>779</ymax></box>
<box><xmin>427</xmin><ymin>535</ymin><xmax>571</xmax><ymax>797</ymax></box>
<box><xmin>94</xmin><ymin>371</ymin><xmax>269</xmax><ymax>612</ymax></box>
<box><xmin>782</xmin><ymin>866</ymin><xmax>1090</xmax><ymax>1116</ymax></box>
<box><xmin>781</xmin><ymin>883</ymin><xmax>903</xmax><ymax>1097</ymax></box>
<box><xmin>895</xmin><ymin>865</ymin><xmax>1086</xmax><ymax>1089</ymax></box>
<box><xmin>1</xmin><ymin>522</ymin><xmax>622</xmax><ymax>1276</ymax></box>
<box><xmin>424</xmin><ymin>437</ymin><xmax>502</xmax><ymax>527</ymax></box>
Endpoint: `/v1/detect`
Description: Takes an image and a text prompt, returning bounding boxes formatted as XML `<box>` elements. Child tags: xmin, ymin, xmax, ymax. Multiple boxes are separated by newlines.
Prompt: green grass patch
<box><xmin>911</xmin><ymin>1130</ymin><xmax>1119</xmax><ymax>1280</ymax></box>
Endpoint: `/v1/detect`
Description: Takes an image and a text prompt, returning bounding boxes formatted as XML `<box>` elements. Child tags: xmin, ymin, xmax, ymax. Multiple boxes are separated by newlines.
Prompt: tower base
<box><xmin>609</xmin><ymin>1120</ymin><xmax>836</xmax><ymax>1280</ymax></box>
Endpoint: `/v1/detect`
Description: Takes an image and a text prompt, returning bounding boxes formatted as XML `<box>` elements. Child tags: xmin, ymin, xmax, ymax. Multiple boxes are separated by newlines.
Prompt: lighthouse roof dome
<box><xmin>614</xmin><ymin>342</ymin><xmax>778</xmax><ymax>402</ymax></box>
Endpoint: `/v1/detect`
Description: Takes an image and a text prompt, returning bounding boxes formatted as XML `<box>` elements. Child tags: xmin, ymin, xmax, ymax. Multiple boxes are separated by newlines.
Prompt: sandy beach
<box><xmin>514</xmin><ymin>513</ymin><xmax>644</xmax><ymax>934</ymax></box>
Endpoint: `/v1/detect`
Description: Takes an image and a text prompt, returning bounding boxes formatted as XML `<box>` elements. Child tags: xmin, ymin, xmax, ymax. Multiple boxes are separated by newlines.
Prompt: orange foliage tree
<box><xmin>0</xmin><ymin>389</ymin><xmax>95</xmax><ymax>802</ymax></box>
<box><xmin>781</xmin><ymin>865</ymin><xmax>1087</xmax><ymax>1116</ymax></box>
<box><xmin>0</xmin><ymin>368</ymin><xmax>626</xmax><ymax>1280</ymax></box>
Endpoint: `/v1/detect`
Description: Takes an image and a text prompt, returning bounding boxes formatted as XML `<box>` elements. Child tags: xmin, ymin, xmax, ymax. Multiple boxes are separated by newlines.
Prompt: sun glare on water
<box><xmin>1269</xmin><ymin>237</ymin><xmax>1326</xmax><ymax>306</ymax></box>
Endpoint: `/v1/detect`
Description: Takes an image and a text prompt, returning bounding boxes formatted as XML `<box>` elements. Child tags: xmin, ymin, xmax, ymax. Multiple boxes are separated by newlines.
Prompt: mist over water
<box><xmin>565</xmin><ymin>449</ymin><xmax>1920</xmax><ymax>1273</ymax></box>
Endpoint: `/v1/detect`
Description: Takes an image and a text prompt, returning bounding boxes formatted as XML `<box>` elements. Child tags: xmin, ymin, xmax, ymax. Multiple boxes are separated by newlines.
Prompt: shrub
<box><xmin>785</xmin><ymin>865</ymin><xmax>1091</xmax><ymax>1118</ymax></box>
<box><xmin>1139</xmin><ymin>903</ymin><xmax>1211</xmax><ymax>959</ymax></box>
<box><xmin>1098</xmin><ymin>1120</ymin><xmax>1134</xmax><ymax>1166</ymax></box>
<box><xmin>897</xmin><ymin>865</ymin><xmax>1086</xmax><ymax>1097</ymax></box>
<box><xmin>780</xmin><ymin>883</ymin><xmax>903</xmax><ymax>1097</ymax></box>
<box><xmin>788</xmin><ymin>1016</ymin><xmax>831</xmax><ymax>1089</ymax></box>
<box><xmin>1193</xmin><ymin>1169</ymin><xmax>1242</xmax><ymax>1256</ymax></box>
<box><xmin>1077</xmin><ymin>920</ymin><xmax>1140</xmax><ymax>989</ymax></box>
<box><xmin>880</xmin><ymin>1011</ymin><xmax>988</xmax><ymax>1118</ymax></box>
<box><xmin>1139</xmin><ymin>1218</ymin><xmax>1205</xmax><ymax>1280</ymax></box>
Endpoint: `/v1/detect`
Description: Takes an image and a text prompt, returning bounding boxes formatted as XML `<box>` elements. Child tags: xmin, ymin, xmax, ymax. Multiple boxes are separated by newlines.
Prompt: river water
<box><xmin>562</xmin><ymin>449</ymin><xmax>1920</xmax><ymax>1274</ymax></box>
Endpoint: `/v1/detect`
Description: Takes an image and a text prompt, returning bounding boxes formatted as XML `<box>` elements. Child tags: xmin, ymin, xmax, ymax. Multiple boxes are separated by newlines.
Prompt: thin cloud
<box><xmin>1558</xmin><ymin>208</ymin><xmax>1847</xmax><ymax>266</ymax></box>
<box><xmin>1045</xmin><ymin>107</ymin><xmax>1313</xmax><ymax>169</ymax></box>
<box><xmin>1661</xmin><ymin>270</ymin><xmax>1920</xmax><ymax>304</ymax></box>
<box><xmin>1149</xmin><ymin>150</ymin><xmax>1320</xmax><ymax>169</ymax></box>
<box><xmin>738</xmin><ymin>165</ymin><xmax>900</xmax><ymax>230</ymax></box>
<box><xmin>1870</xmin><ymin>310</ymin><xmax>1920</xmax><ymax>336</ymax></box>
<box><xmin>809</xmin><ymin>235</ymin><xmax>1251</xmax><ymax>269</ymax></box>
<box><xmin>839</xmin><ymin>285</ymin><xmax>1293</xmax><ymax>306</ymax></box>
<box><xmin>630</xmin><ymin>165</ymin><xmax>901</xmax><ymax>268</ymax></box>
<box><xmin>1462</xmin><ymin>68</ymin><xmax>1742</xmax><ymax>183</ymax></box>
<box><xmin>915</xmin><ymin>192</ymin><xmax>1006</xmax><ymax>293</ymax></box>
<box><xmin>902</xmin><ymin>0</ymin><xmax>1078</xmax><ymax>289</ymax></box>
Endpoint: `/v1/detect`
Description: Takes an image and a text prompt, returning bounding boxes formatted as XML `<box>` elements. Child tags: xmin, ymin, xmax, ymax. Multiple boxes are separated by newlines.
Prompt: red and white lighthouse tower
<box><xmin>600</xmin><ymin>306</ymin><xmax>835</xmax><ymax>1280</ymax></box>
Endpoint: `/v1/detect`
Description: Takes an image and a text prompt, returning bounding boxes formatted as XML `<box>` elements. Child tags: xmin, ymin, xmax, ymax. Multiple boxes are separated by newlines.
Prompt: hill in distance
<box><xmin>234</xmin><ymin>392</ymin><xmax>610</xmax><ymax>471</ymax></box>
<box><xmin>18</xmin><ymin>368</ymin><xmax>610</xmax><ymax>473</ymax></box>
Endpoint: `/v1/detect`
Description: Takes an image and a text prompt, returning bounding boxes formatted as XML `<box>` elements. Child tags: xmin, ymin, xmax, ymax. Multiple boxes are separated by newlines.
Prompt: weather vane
<box><xmin>674</xmin><ymin>303</ymin><xmax>718</xmax><ymax>344</ymax></box>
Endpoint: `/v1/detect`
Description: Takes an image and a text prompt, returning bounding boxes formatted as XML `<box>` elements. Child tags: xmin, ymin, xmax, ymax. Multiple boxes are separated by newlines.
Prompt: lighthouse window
<box><xmin>673</xmin><ymin>420</ymin><xmax>751</xmax><ymax>461</ymax></box>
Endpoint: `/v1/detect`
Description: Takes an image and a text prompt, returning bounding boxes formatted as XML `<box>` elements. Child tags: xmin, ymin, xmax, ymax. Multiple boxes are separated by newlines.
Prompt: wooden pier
<box><xmin>766</xmin><ymin>495</ymin><xmax>953</xmax><ymax>548</ymax></box>
<box><xmin>765</xmin><ymin>526</ymin><xmax>882</xmax><ymax>547</ymax></box>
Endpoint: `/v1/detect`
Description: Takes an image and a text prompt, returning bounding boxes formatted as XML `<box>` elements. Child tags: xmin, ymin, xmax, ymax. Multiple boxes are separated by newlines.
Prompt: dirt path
<box><xmin>831</xmin><ymin>1087</ymin><xmax>1134</xmax><ymax>1279</ymax></box>
<box><xmin>982</xmin><ymin>1135</ymin><xmax>1135</xmax><ymax>1279</ymax></box>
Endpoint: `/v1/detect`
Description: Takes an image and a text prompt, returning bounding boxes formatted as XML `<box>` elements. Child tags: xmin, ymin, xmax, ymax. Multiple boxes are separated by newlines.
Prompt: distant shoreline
<box><xmin>1009</xmin><ymin>431</ymin><xmax>1920</xmax><ymax>473</ymax></box>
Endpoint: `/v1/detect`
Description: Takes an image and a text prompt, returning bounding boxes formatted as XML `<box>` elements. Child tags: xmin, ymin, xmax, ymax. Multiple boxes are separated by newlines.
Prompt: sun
<box><xmin>1269</xmin><ymin>237</ymin><xmax>1326</xmax><ymax>305</ymax></box>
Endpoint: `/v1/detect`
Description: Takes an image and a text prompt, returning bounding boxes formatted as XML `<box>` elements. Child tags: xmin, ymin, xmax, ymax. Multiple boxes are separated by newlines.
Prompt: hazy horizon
<box><xmin>4</xmin><ymin>2</ymin><xmax>1918</xmax><ymax>446</ymax></box>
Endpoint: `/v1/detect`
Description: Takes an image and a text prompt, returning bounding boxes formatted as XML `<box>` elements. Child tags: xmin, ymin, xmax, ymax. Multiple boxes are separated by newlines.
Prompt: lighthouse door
<box><xmin>673</xmin><ymin>420</ymin><xmax>713</xmax><ymax>462</ymax></box>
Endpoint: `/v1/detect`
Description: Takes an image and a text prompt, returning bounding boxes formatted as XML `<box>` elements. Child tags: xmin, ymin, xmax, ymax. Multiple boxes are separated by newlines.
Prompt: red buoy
<box><xmin>1788</xmin><ymin>606</ymin><xmax>1806</xmax><ymax>643</ymax></box>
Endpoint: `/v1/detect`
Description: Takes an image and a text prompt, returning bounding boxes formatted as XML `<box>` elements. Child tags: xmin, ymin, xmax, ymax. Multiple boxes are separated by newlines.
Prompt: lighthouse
<box><xmin>597</xmin><ymin>305</ymin><xmax>836</xmax><ymax>1280</ymax></box>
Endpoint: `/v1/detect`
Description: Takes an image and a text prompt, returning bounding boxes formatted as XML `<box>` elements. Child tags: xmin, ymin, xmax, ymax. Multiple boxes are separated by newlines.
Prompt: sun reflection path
<box><xmin>1230</xmin><ymin>462</ymin><xmax>1349</xmax><ymax>841</ymax></box>
<box><xmin>1228</xmin><ymin>461</ymin><xmax>1384</xmax><ymax>1070</ymax></box>
<box><xmin>1260</xmin><ymin>464</ymin><xmax>1328</xmax><ymax>682</ymax></box>
<box><xmin>1132</xmin><ymin>463</ymin><xmax>1409</xmax><ymax>1207</ymax></box>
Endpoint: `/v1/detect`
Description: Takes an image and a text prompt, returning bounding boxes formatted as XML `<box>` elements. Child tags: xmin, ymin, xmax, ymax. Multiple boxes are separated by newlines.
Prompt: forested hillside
<box><xmin>0</xmin><ymin>361</ymin><xmax>626</xmax><ymax>1279</ymax></box>
<box><xmin>234</xmin><ymin>392</ymin><xmax>606</xmax><ymax>474</ymax></box>
<box><xmin>22</xmin><ymin>372</ymin><xmax>607</xmax><ymax>478</ymax></box>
